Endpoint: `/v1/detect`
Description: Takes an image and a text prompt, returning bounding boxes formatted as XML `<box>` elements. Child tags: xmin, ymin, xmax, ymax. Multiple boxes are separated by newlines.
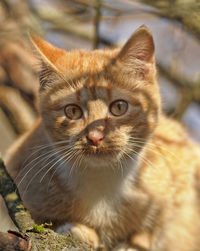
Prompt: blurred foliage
<box><xmin>0</xmin><ymin>0</ymin><xmax>200</xmax><ymax>155</ymax></box>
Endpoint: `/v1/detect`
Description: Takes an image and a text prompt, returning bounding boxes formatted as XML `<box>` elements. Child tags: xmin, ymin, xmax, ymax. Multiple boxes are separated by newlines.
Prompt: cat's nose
<box><xmin>87</xmin><ymin>130</ymin><xmax>104</xmax><ymax>146</ymax></box>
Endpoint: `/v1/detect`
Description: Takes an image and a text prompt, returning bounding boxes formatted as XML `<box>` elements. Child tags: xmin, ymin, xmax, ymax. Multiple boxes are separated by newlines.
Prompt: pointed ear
<box><xmin>29</xmin><ymin>32</ymin><xmax>66</xmax><ymax>73</ymax></box>
<box><xmin>118</xmin><ymin>25</ymin><xmax>155</xmax><ymax>64</ymax></box>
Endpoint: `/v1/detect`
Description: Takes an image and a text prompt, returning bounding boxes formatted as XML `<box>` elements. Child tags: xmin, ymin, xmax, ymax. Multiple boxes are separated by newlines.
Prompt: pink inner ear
<box><xmin>30</xmin><ymin>32</ymin><xmax>66</xmax><ymax>71</ymax></box>
<box><xmin>144</xmin><ymin>64</ymin><xmax>151</xmax><ymax>74</ymax></box>
<box><xmin>119</xmin><ymin>26</ymin><xmax>155</xmax><ymax>64</ymax></box>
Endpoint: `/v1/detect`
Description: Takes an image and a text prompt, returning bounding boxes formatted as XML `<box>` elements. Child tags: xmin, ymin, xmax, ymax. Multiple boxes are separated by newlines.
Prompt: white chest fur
<box><xmin>72</xmin><ymin>166</ymin><xmax>137</xmax><ymax>228</ymax></box>
<box><xmin>58</xmin><ymin>157</ymin><xmax>143</xmax><ymax>229</ymax></box>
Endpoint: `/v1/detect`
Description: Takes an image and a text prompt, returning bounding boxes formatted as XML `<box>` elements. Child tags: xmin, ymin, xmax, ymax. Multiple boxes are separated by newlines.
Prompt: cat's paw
<box><xmin>56</xmin><ymin>223</ymin><xmax>100</xmax><ymax>248</ymax></box>
<box><xmin>112</xmin><ymin>243</ymin><xmax>138</xmax><ymax>251</ymax></box>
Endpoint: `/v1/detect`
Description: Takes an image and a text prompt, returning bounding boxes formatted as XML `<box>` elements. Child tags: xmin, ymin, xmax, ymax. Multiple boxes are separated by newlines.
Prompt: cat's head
<box><xmin>30</xmin><ymin>26</ymin><xmax>160</xmax><ymax>169</ymax></box>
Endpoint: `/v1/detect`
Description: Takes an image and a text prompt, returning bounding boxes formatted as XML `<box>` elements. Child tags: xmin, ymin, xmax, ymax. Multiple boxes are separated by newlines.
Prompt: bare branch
<box><xmin>93</xmin><ymin>0</ymin><xmax>102</xmax><ymax>49</ymax></box>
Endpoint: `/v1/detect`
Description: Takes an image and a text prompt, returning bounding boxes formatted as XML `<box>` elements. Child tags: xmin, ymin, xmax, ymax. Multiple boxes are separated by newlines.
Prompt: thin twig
<box><xmin>93</xmin><ymin>0</ymin><xmax>102</xmax><ymax>49</ymax></box>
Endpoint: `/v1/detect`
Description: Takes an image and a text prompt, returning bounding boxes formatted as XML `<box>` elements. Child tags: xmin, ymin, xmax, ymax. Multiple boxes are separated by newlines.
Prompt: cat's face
<box><xmin>31</xmin><ymin>26</ymin><xmax>160</xmax><ymax>168</ymax></box>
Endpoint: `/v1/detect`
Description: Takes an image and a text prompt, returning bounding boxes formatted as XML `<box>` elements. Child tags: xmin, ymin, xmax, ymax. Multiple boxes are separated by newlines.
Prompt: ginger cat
<box><xmin>4</xmin><ymin>26</ymin><xmax>200</xmax><ymax>251</ymax></box>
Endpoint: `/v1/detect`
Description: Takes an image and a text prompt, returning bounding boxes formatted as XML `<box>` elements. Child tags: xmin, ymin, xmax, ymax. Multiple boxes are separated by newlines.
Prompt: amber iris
<box><xmin>64</xmin><ymin>104</ymin><xmax>83</xmax><ymax>120</ymax></box>
<box><xmin>110</xmin><ymin>100</ymin><xmax>128</xmax><ymax>116</ymax></box>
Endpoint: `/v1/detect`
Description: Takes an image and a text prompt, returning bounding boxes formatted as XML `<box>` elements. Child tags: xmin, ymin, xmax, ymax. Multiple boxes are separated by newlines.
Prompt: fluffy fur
<box><xmin>4</xmin><ymin>26</ymin><xmax>200</xmax><ymax>250</ymax></box>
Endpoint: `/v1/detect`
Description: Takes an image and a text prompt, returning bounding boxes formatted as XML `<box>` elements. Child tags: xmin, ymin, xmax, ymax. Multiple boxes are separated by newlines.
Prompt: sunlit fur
<box><xmin>4</xmin><ymin>26</ymin><xmax>200</xmax><ymax>250</ymax></box>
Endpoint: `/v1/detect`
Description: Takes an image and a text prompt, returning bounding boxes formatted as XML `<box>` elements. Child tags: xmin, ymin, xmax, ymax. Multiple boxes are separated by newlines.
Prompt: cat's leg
<box><xmin>112</xmin><ymin>243</ymin><xmax>138</xmax><ymax>251</ymax></box>
<box><xmin>112</xmin><ymin>232</ymin><xmax>150</xmax><ymax>251</ymax></box>
<box><xmin>130</xmin><ymin>232</ymin><xmax>150</xmax><ymax>250</ymax></box>
<box><xmin>151</xmin><ymin>202</ymin><xmax>200</xmax><ymax>251</ymax></box>
<box><xmin>56</xmin><ymin>223</ymin><xmax>100</xmax><ymax>248</ymax></box>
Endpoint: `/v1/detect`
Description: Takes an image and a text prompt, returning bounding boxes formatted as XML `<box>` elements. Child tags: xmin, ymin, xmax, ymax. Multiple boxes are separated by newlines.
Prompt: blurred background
<box><xmin>0</xmin><ymin>0</ymin><xmax>200</xmax><ymax>158</ymax></box>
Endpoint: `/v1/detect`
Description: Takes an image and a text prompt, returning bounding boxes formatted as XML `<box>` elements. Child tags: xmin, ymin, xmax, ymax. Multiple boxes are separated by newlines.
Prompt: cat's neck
<box><xmin>56</xmin><ymin>155</ymin><xmax>139</xmax><ymax>202</ymax></box>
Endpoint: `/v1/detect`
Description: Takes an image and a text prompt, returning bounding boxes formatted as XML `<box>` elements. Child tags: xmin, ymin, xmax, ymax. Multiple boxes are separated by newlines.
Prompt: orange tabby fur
<box><xmin>4</xmin><ymin>26</ymin><xmax>200</xmax><ymax>251</ymax></box>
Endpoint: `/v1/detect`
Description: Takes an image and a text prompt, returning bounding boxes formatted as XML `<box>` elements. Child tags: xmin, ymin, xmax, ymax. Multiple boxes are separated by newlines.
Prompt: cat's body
<box><xmin>4</xmin><ymin>26</ymin><xmax>200</xmax><ymax>250</ymax></box>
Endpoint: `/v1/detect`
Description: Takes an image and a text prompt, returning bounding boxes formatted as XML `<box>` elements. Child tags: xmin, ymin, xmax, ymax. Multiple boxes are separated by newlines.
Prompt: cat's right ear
<box><xmin>29</xmin><ymin>32</ymin><xmax>67</xmax><ymax>89</ymax></box>
<box><xmin>29</xmin><ymin>32</ymin><xmax>66</xmax><ymax>73</ymax></box>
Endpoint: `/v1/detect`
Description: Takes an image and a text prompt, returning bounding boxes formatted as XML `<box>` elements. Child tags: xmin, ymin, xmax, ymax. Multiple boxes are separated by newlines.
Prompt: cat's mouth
<box><xmin>82</xmin><ymin>145</ymin><xmax>120</xmax><ymax>158</ymax></box>
<box><xmin>69</xmin><ymin>141</ymin><xmax>123</xmax><ymax>161</ymax></box>
<box><xmin>85</xmin><ymin>146</ymin><xmax>110</xmax><ymax>154</ymax></box>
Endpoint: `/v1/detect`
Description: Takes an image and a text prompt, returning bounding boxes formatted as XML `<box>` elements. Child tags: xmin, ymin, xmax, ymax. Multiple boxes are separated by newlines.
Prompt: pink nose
<box><xmin>87</xmin><ymin>130</ymin><xmax>104</xmax><ymax>146</ymax></box>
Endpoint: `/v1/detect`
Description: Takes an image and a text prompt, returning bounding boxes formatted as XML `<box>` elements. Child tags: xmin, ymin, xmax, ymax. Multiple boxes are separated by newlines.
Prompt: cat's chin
<box><xmin>83</xmin><ymin>146</ymin><xmax>119</xmax><ymax>158</ymax></box>
<box><xmin>80</xmin><ymin>147</ymin><xmax>124</xmax><ymax>167</ymax></box>
<box><xmin>82</xmin><ymin>154</ymin><xmax>117</xmax><ymax>169</ymax></box>
<box><xmin>84</xmin><ymin>151</ymin><xmax>115</xmax><ymax>160</ymax></box>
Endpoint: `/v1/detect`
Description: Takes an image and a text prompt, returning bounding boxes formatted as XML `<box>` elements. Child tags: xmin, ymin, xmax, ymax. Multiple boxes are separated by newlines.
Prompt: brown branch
<box><xmin>140</xmin><ymin>0</ymin><xmax>200</xmax><ymax>41</ymax></box>
<box><xmin>158</xmin><ymin>62</ymin><xmax>200</xmax><ymax>119</ymax></box>
<box><xmin>0</xmin><ymin>231</ymin><xmax>30</xmax><ymax>251</ymax></box>
<box><xmin>0</xmin><ymin>158</ymin><xmax>35</xmax><ymax>232</ymax></box>
<box><xmin>0</xmin><ymin>86</ymin><xmax>37</xmax><ymax>134</ymax></box>
<box><xmin>93</xmin><ymin>0</ymin><xmax>102</xmax><ymax>49</ymax></box>
<box><xmin>158</xmin><ymin>62</ymin><xmax>200</xmax><ymax>91</ymax></box>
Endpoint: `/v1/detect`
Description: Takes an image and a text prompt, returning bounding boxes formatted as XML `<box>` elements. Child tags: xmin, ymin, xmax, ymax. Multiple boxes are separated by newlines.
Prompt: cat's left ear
<box><xmin>118</xmin><ymin>25</ymin><xmax>155</xmax><ymax>64</ymax></box>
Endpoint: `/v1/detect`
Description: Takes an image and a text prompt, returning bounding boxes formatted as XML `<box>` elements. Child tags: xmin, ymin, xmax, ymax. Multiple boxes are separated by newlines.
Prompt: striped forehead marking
<box><xmin>89</xmin><ymin>77</ymin><xmax>96</xmax><ymax>99</ymax></box>
<box><xmin>75</xmin><ymin>78</ymin><xmax>112</xmax><ymax>103</ymax></box>
<box><xmin>75</xmin><ymin>87</ymin><xmax>81</xmax><ymax>102</ymax></box>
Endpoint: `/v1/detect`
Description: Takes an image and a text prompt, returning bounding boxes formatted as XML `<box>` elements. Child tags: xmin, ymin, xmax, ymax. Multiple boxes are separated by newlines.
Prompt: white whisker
<box><xmin>40</xmin><ymin>148</ymin><xmax>79</xmax><ymax>183</ymax></box>
<box><xmin>17</xmin><ymin>146</ymin><xmax>74</xmax><ymax>189</ymax></box>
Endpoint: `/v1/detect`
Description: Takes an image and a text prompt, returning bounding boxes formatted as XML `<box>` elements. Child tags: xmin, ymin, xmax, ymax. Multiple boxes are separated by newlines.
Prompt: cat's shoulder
<box><xmin>153</xmin><ymin>115</ymin><xmax>200</xmax><ymax>160</ymax></box>
<box><xmin>5</xmin><ymin>117</ymin><xmax>47</xmax><ymax>177</ymax></box>
<box><xmin>140</xmin><ymin>115</ymin><xmax>200</xmax><ymax>200</ymax></box>
<box><xmin>155</xmin><ymin>115</ymin><xmax>193</xmax><ymax>144</ymax></box>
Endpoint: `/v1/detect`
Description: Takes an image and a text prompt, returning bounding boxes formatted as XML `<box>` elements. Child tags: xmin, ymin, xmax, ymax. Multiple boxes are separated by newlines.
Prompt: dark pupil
<box><xmin>117</xmin><ymin>103</ymin><xmax>122</xmax><ymax>110</ymax></box>
<box><xmin>72</xmin><ymin>107</ymin><xmax>76</xmax><ymax>115</ymax></box>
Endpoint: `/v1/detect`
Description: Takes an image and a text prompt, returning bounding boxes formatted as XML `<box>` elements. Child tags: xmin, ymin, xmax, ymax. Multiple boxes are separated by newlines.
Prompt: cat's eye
<box><xmin>64</xmin><ymin>104</ymin><xmax>83</xmax><ymax>120</ymax></box>
<box><xmin>110</xmin><ymin>100</ymin><xmax>128</xmax><ymax>116</ymax></box>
